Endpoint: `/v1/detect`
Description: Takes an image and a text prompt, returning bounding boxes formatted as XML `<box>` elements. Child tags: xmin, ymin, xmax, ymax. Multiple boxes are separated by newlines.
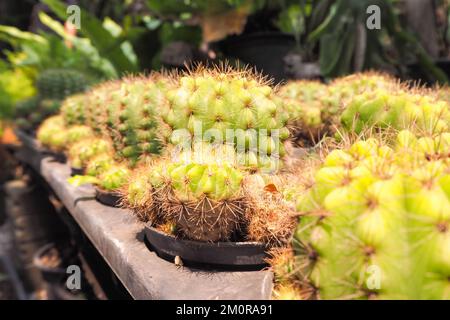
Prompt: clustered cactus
<box><xmin>282</xmin><ymin>131</ymin><xmax>449</xmax><ymax>300</ymax></box>
<box><xmin>161</xmin><ymin>66</ymin><xmax>290</xmax><ymax>171</ymax></box>
<box><xmin>341</xmin><ymin>89</ymin><xmax>450</xmax><ymax>134</ymax></box>
<box><xmin>34</xmin><ymin>67</ymin><xmax>450</xmax><ymax>300</ymax></box>
<box><xmin>142</xmin><ymin>160</ymin><xmax>245</xmax><ymax>242</ymax></box>
<box><xmin>101</xmin><ymin>77</ymin><xmax>166</xmax><ymax>165</ymax></box>
<box><xmin>36</xmin><ymin>65</ymin><xmax>292</xmax><ymax>243</ymax></box>
<box><xmin>269</xmin><ymin>73</ymin><xmax>450</xmax><ymax>300</ymax></box>
<box><xmin>278</xmin><ymin>72</ymin><xmax>400</xmax><ymax>146</ymax></box>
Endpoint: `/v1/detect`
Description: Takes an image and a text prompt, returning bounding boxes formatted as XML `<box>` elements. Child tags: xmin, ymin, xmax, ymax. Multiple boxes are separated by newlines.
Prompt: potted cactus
<box><xmin>268</xmin><ymin>71</ymin><xmax>450</xmax><ymax>300</ymax></box>
<box><xmin>33</xmin><ymin>64</ymin><xmax>297</xmax><ymax>268</ymax></box>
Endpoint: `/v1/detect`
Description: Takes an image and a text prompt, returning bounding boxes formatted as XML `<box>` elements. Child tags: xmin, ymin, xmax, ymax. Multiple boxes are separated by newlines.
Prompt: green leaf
<box><xmin>38</xmin><ymin>12</ymin><xmax>66</xmax><ymax>37</ymax></box>
<box><xmin>103</xmin><ymin>17</ymin><xmax>138</xmax><ymax>66</ymax></box>
<box><xmin>332</xmin><ymin>26</ymin><xmax>356</xmax><ymax>76</ymax></box>
<box><xmin>307</xmin><ymin>3</ymin><xmax>339</xmax><ymax>43</ymax></box>
<box><xmin>0</xmin><ymin>68</ymin><xmax>36</xmax><ymax>118</ymax></box>
<box><xmin>146</xmin><ymin>0</ymin><xmax>192</xmax><ymax>15</ymax></box>
<box><xmin>276</xmin><ymin>4</ymin><xmax>305</xmax><ymax>38</ymax></box>
<box><xmin>319</xmin><ymin>31</ymin><xmax>345</xmax><ymax>76</ymax></box>
<box><xmin>42</xmin><ymin>0</ymin><xmax>138</xmax><ymax>75</ymax></box>
<box><xmin>38</xmin><ymin>12</ymin><xmax>116</xmax><ymax>78</ymax></box>
<box><xmin>0</xmin><ymin>25</ymin><xmax>47</xmax><ymax>45</ymax></box>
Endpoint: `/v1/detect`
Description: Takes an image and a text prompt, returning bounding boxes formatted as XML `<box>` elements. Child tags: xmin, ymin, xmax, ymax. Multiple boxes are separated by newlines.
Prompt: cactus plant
<box><xmin>159</xmin><ymin>65</ymin><xmax>290</xmax><ymax>170</ymax></box>
<box><xmin>36</xmin><ymin>115</ymin><xmax>68</xmax><ymax>152</ymax></box>
<box><xmin>15</xmin><ymin>69</ymin><xmax>89</xmax><ymax>131</ymax></box>
<box><xmin>279</xmin><ymin>81</ymin><xmax>331</xmax><ymax>145</ymax></box>
<box><xmin>60</xmin><ymin>94</ymin><xmax>87</xmax><ymax>126</ymax></box>
<box><xmin>146</xmin><ymin>158</ymin><xmax>246</xmax><ymax>241</ymax></box>
<box><xmin>68</xmin><ymin>162</ymin><xmax>131</xmax><ymax>193</ymax></box>
<box><xmin>14</xmin><ymin>96</ymin><xmax>41</xmax><ymax>131</ymax></box>
<box><xmin>36</xmin><ymin>69</ymin><xmax>88</xmax><ymax>100</ymax></box>
<box><xmin>102</xmin><ymin>77</ymin><xmax>167</xmax><ymax>166</ymax></box>
<box><xmin>68</xmin><ymin>137</ymin><xmax>113</xmax><ymax>170</ymax></box>
<box><xmin>278</xmin><ymin>72</ymin><xmax>399</xmax><ymax>146</ymax></box>
<box><xmin>340</xmin><ymin>89</ymin><xmax>450</xmax><ymax>135</ymax></box>
<box><xmin>120</xmin><ymin>140</ymin><xmax>247</xmax><ymax>241</ymax></box>
<box><xmin>290</xmin><ymin>132</ymin><xmax>450</xmax><ymax>300</ymax></box>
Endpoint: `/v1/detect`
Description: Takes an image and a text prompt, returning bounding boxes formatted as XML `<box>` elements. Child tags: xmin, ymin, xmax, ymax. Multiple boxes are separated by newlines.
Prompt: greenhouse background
<box><xmin>0</xmin><ymin>0</ymin><xmax>449</xmax><ymax>301</ymax></box>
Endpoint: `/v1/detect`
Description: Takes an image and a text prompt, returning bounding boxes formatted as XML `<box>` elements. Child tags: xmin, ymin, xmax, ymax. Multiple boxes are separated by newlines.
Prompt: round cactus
<box><xmin>36</xmin><ymin>69</ymin><xmax>88</xmax><ymax>100</ymax></box>
<box><xmin>68</xmin><ymin>137</ymin><xmax>113</xmax><ymax>170</ymax></box>
<box><xmin>278</xmin><ymin>72</ymin><xmax>399</xmax><ymax>146</ymax></box>
<box><xmin>340</xmin><ymin>89</ymin><xmax>450</xmax><ymax>135</ymax></box>
<box><xmin>160</xmin><ymin>66</ymin><xmax>289</xmax><ymax>170</ymax></box>
<box><xmin>121</xmin><ymin>150</ymin><xmax>247</xmax><ymax>242</ymax></box>
<box><xmin>103</xmin><ymin>76</ymin><xmax>167</xmax><ymax>166</ymax></box>
<box><xmin>36</xmin><ymin>115</ymin><xmax>67</xmax><ymax>151</ymax></box>
<box><xmin>65</xmin><ymin>125</ymin><xmax>94</xmax><ymax>145</ymax></box>
<box><xmin>279</xmin><ymin>80</ymin><xmax>331</xmax><ymax>145</ymax></box>
<box><xmin>151</xmin><ymin>160</ymin><xmax>245</xmax><ymax>241</ymax></box>
<box><xmin>120</xmin><ymin>167</ymin><xmax>155</xmax><ymax>222</ymax></box>
<box><xmin>290</xmin><ymin>132</ymin><xmax>450</xmax><ymax>299</ymax></box>
<box><xmin>85</xmin><ymin>153</ymin><xmax>115</xmax><ymax>177</ymax></box>
<box><xmin>14</xmin><ymin>96</ymin><xmax>41</xmax><ymax>131</ymax></box>
<box><xmin>60</xmin><ymin>94</ymin><xmax>87</xmax><ymax>126</ymax></box>
<box><xmin>98</xmin><ymin>164</ymin><xmax>131</xmax><ymax>191</ymax></box>
<box><xmin>83</xmin><ymin>81</ymin><xmax>120</xmax><ymax>135</ymax></box>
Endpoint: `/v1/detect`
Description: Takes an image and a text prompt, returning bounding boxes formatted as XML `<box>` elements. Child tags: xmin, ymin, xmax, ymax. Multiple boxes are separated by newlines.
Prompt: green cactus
<box><xmin>279</xmin><ymin>80</ymin><xmax>331</xmax><ymax>144</ymax></box>
<box><xmin>98</xmin><ymin>164</ymin><xmax>131</xmax><ymax>191</ymax></box>
<box><xmin>68</xmin><ymin>137</ymin><xmax>113</xmax><ymax>170</ymax></box>
<box><xmin>85</xmin><ymin>153</ymin><xmax>115</xmax><ymax>177</ymax></box>
<box><xmin>68</xmin><ymin>162</ymin><xmax>130</xmax><ymax>192</ymax></box>
<box><xmin>340</xmin><ymin>89</ymin><xmax>450</xmax><ymax>135</ymax></box>
<box><xmin>278</xmin><ymin>73</ymin><xmax>399</xmax><ymax>146</ymax></box>
<box><xmin>104</xmin><ymin>77</ymin><xmax>167</xmax><ymax>166</ymax></box>
<box><xmin>160</xmin><ymin>66</ymin><xmax>289</xmax><ymax>170</ymax></box>
<box><xmin>36</xmin><ymin>69</ymin><xmax>88</xmax><ymax>100</ymax></box>
<box><xmin>14</xmin><ymin>96</ymin><xmax>40</xmax><ymax>131</ymax></box>
<box><xmin>60</xmin><ymin>94</ymin><xmax>87</xmax><ymax>126</ymax></box>
<box><xmin>36</xmin><ymin>115</ymin><xmax>67</xmax><ymax>151</ymax></box>
<box><xmin>291</xmin><ymin>132</ymin><xmax>450</xmax><ymax>300</ymax></box>
<box><xmin>122</xmin><ymin>148</ymin><xmax>246</xmax><ymax>241</ymax></box>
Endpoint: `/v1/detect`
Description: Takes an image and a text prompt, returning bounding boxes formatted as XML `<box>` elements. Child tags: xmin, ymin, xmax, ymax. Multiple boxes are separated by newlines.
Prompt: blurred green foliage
<box><xmin>42</xmin><ymin>0</ymin><xmax>139</xmax><ymax>75</ymax></box>
<box><xmin>147</xmin><ymin>0</ymin><xmax>261</xmax><ymax>16</ymax></box>
<box><xmin>307</xmin><ymin>0</ymin><xmax>447</xmax><ymax>81</ymax></box>
<box><xmin>0</xmin><ymin>66</ymin><xmax>35</xmax><ymax>118</ymax></box>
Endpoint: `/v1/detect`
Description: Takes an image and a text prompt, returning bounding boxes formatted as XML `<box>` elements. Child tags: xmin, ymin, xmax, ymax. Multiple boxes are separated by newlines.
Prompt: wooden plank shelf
<box><xmin>13</xmin><ymin>132</ymin><xmax>274</xmax><ymax>300</ymax></box>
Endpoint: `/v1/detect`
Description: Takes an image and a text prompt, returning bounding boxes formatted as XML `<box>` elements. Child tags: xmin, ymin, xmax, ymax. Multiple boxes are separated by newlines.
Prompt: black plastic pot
<box><xmin>95</xmin><ymin>188</ymin><xmax>121</xmax><ymax>208</ymax></box>
<box><xmin>218</xmin><ymin>32</ymin><xmax>295</xmax><ymax>83</ymax></box>
<box><xmin>407</xmin><ymin>58</ymin><xmax>450</xmax><ymax>85</ymax></box>
<box><xmin>42</xmin><ymin>149</ymin><xmax>67</xmax><ymax>163</ymax></box>
<box><xmin>70</xmin><ymin>167</ymin><xmax>83</xmax><ymax>176</ymax></box>
<box><xmin>33</xmin><ymin>243</ymin><xmax>67</xmax><ymax>284</ymax></box>
<box><xmin>144</xmin><ymin>225</ymin><xmax>269</xmax><ymax>270</ymax></box>
<box><xmin>436</xmin><ymin>59</ymin><xmax>450</xmax><ymax>79</ymax></box>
